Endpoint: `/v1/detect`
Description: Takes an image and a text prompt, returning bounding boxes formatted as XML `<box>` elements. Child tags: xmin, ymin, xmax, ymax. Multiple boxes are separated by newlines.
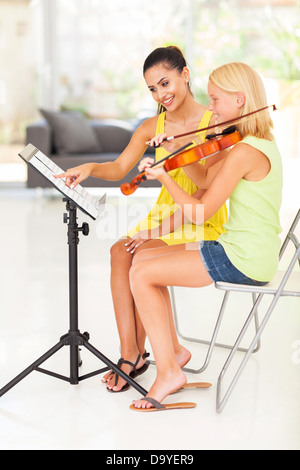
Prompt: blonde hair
<box><xmin>209</xmin><ymin>62</ymin><xmax>274</xmax><ymax>140</ymax></box>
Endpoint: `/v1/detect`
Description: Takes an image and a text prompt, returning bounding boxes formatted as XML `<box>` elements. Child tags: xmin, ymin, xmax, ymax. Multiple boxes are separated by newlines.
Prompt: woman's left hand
<box><xmin>125</xmin><ymin>230</ymin><xmax>155</xmax><ymax>254</ymax></box>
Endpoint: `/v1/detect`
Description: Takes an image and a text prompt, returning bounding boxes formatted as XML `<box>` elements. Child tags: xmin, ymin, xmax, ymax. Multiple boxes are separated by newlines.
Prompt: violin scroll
<box><xmin>120</xmin><ymin>173</ymin><xmax>147</xmax><ymax>195</ymax></box>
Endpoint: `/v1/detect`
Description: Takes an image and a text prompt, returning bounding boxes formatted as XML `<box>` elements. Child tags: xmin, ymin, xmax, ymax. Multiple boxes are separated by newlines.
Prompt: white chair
<box><xmin>215</xmin><ymin>209</ymin><xmax>300</xmax><ymax>412</ymax></box>
<box><xmin>171</xmin><ymin>287</ymin><xmax>261</xmax><ymax>375</ymax></box>
<box><xmin>173</xmin><ymin>208</ymin><xmax>300</xmax><ymax>412</ymax></box>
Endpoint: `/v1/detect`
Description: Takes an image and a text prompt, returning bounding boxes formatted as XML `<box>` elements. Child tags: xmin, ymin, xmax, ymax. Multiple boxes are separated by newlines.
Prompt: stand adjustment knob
<box><xmin>82</xmin><ymin>222</ymin><xmax>89</xmax><ymax>236</ymax></box>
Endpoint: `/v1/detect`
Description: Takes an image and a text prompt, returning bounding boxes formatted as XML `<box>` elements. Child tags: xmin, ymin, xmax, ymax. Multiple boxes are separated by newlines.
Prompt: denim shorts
<box><xmin>199</xmin><ymin>240</ymin><xmax>268</xmax><ymax>286</ymax></box>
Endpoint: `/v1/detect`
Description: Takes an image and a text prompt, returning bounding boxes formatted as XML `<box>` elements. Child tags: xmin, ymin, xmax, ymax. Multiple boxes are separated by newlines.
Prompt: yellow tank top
<box><xmin>127</xmin><ymin>110</ymin><xmax>228</xmax><ymax>244</ymax></box>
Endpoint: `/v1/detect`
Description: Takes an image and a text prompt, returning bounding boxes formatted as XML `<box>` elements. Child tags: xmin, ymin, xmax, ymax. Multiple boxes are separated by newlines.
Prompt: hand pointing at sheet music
<box><xmin>54</xmin><ymin>163</ymin><xmax>94</xmax><ymax>188</ymax></box>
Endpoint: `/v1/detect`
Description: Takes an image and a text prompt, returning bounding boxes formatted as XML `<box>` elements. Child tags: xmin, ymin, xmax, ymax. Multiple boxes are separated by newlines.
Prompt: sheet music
<box><xmin>19</xmin><ymin>144</ymin><xmax>106</xmax><ymax>220</ymax></box>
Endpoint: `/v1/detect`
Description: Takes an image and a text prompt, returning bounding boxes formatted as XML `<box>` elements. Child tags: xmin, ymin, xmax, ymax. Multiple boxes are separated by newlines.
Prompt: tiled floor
<box><xmin>0</xmin><ymin>185</ymin><xmax>299</xmax><ymax>450</ymax></box>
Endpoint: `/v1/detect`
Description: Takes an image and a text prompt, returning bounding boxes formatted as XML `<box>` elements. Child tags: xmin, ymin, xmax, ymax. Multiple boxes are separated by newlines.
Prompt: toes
<box><xmin>101</xmin><ymin>371</ymin><xmax>114</xmax><ymax>383</ymax></box>
<box><xmin>107</xmin><ymin>377</ymin><xmax>126</xmax><ymax>392</ymax></box>
<box><xmin>105</xmin><ymin>374</ymin><xmax>116</xmax><ymax>389</ymax></box>
<box><xmin>132</xmin><ymin>399</ymin><xmax>151</xmax><ymax>409</ymax></box>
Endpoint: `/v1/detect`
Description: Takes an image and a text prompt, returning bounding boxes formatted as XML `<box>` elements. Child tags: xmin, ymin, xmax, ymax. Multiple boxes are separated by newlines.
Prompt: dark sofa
<box><xmin>25</xmin><ymin>110</ymin><xmax>159</xmax><ymax>189</ymax></box>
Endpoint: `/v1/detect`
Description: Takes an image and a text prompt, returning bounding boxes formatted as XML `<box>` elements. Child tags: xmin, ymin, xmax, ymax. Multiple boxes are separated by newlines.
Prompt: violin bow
<box><xmin>162</xmin><ymin>104</ymin><xmax>277</xmax><ymax>143</ymax></box>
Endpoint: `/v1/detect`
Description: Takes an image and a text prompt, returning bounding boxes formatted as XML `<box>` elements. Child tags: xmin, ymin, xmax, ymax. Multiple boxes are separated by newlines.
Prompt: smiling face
<box><xmin>207</xmin><ymin>79</ymin><xmax>244</xmax><ymax>125</ymax></box>
<box><xmin>144</xmin><ymin>63</ymin><xmax>190</xmax><ymax>111</ymax></box>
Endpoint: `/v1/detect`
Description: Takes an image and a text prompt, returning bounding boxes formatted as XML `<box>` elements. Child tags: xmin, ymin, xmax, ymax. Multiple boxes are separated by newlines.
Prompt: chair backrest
<box><xmin>280</xmin><ymin>209</ymin><xmax>300</xmax><ymax>263</ymax></box>
<box><xmin>277</xmin><ymin>209</ymin><xmax>300</xmax><ymax>297</ymax></box>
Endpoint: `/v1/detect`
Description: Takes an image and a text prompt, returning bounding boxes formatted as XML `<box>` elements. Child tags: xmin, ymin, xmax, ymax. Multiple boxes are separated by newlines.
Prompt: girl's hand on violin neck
<box><xmin>138</xmin><ymin>157</ymin><xmax>166</xmax><ymax>180</ymax></box>
<box><xmin>145</xmin><ymin>133</ymin><xmax>167</xmax><ymax>148</ymax></box>
<box><xmin>145</xmin><ymin>166</ymin><xmax>165</xmax><ymax>181</ymax></box>
<box><xmin>137</xmin><ymin>157</ymin><xmax>154</xmax><ymax>173</ymax></box>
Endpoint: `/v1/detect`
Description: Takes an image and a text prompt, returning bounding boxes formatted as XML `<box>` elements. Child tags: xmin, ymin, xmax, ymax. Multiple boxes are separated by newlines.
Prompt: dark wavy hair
<box><xmin>143</xmin><ymin>46</ymin><xmax>192</xmax><ymax>113</ymax></box>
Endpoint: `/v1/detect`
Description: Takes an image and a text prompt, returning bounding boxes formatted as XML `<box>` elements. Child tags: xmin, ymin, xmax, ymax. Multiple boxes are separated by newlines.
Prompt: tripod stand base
<box><xmin>1</xmin><ymin>200</ymin><xmax>148</xmax><ymax>400</ymax></box>
<box><xmin>0</xmin><ymin>330</ymin><xmax>148</xmax><ymax>398</ymax></box>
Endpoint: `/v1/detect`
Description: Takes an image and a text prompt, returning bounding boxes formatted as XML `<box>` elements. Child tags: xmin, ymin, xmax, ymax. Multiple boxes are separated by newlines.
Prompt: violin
<box><xmin>120</xmin><ymin>126</ymin><xmax>241</xmax><ymax>196</ymax></box>
<box><xmin>164</xmin><ymin>126</ymin><xmax>241</xmax><ymax>172</ymax></box>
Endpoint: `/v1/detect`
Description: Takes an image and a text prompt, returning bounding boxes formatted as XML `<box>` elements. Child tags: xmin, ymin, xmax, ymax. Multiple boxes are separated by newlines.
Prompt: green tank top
<box><xmin>218</xmin><ymin>136</ymin><xmax>283</xmax><ymax>282</ymax></box>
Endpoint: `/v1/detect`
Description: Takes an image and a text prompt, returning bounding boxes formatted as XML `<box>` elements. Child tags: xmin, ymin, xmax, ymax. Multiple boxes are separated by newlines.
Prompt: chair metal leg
<box><xmin>216</xmin><ymin>293</ymin><xmax>264</xmax><ymax>413</ymax></box>
<box><xmin>149</xmin><ymin>288</ymin><xmax>230</xmax><ymax>373</ymax></box>
<box><xmin>179</xmin><ymin>290</ymin><xmax>230</xmax><ymax>374</ymax></box>
<box><xmin>171</xmin><ymin>287</ymin><xmax>261</xmax><ymax>374</ymax></box>
<box><xmin>216</xmin><ymin>248</ymin><xmax>300</xmax><ymax>413</ymax></box>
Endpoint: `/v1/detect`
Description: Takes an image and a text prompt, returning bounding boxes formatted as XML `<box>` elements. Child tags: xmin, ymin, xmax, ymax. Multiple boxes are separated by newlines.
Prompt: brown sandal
<box><xmin>130</xmin><ymin>396</ymin><xmax>196</xmax><ymax>412</ymax></box>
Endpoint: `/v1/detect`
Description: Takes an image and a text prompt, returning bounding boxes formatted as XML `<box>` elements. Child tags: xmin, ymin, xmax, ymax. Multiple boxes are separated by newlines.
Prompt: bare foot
<box><xmin>105</xmin><ymin>363</ymin><xmax>132</xmax><ymax>392</ymax></box>
<box><xmin>175</xmin><ymin>346</ymin><xmax>191</xmax><ymax>369</ymax></box>
<box><xmin>103</xmin><ymin>353</ymin><xmax>148</xmax><ymax>392</ymax></box>
<box><xmin>101</xmin><ymin>370</ymin><xmax>114</xmax><ymax>383</ymax></box>
<box><xmin>132</xmin><ymin>367</ymin><xmax>187</xmax><ymax>409</ymax></box>
<box><xmin>102</xmin><ymin>347</ymin><xmax>189</xmax><ymax>390</ymax></box>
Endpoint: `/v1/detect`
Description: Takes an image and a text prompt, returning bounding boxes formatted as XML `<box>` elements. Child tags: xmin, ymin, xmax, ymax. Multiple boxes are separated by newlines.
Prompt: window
<box><xmin>0</xmin><ymin>0</ymin><xmax>299</xmax><ymax>184</ymax></box>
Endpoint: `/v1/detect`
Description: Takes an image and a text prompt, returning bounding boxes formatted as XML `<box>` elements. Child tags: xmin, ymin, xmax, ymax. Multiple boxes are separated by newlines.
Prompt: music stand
<box><xmin>0</xmin><ymin>144</ymin><xmax>147</xmax><ymax>398</ymax></box>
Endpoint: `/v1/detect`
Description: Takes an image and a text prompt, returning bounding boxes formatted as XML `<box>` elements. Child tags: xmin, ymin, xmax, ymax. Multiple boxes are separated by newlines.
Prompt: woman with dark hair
<box><xmin>56</xmin><ymin>46</ymin><xmax>227</xmax><ymax>392</ymax></box>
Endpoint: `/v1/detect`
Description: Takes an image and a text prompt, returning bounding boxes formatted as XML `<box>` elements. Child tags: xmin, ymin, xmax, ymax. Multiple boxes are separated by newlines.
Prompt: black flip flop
<box><xmin>107</xmin><ymin>351</ymin><xmax>150</xmax><ymax>393</ymax></box>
